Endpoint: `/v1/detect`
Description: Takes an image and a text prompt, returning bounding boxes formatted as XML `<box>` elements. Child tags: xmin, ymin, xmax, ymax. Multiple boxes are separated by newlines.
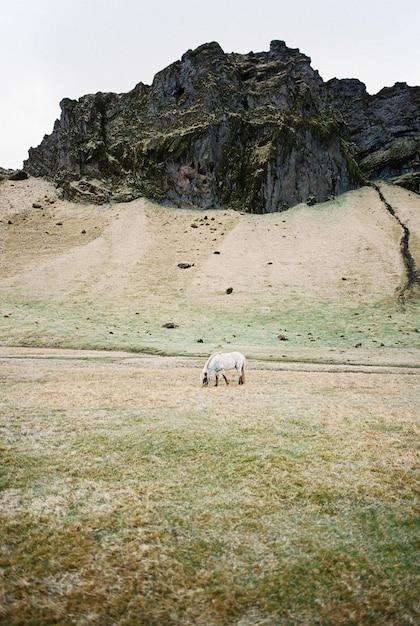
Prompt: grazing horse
<box><xmin>200</xmin><ymin>351</ymin><xmax>246</xmax><ymax>386</ymax></box>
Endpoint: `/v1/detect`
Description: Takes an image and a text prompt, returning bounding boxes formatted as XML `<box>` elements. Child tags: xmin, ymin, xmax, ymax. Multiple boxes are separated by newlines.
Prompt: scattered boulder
<box><xmin>178</xmin><ymin>263</ymin><xmax>193</xmax><ymax>269</ymax></box>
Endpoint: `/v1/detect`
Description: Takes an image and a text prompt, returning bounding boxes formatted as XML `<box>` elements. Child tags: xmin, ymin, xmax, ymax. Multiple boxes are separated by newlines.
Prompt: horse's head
<box><xmin>201</xmin><ymin>372</ymin><xmax>209</xmax><ymax>386</ymax></box>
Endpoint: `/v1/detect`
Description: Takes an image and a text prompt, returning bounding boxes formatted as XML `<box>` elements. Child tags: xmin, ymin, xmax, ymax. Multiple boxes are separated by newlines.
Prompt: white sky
<box><xmin>1</xmin><ymin>0</ymin><xmax>419</xmax><ymax>169</ymax></box>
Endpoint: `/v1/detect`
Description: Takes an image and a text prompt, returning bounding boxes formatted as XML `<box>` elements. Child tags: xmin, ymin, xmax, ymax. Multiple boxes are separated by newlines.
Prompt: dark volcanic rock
<box><xmin>326</xmin><ymin>79</ymin><xmax>420</xmax><ymax>182</ymax></box>
<box><xmin>24</xmin><ymin>41</ymin><xmax>419</xmax><ymax>212</ymax></box>
<box><xmin>9</xmin><ymin>169</ymin><xmax>29</xmax><ymax>181</ymax></box>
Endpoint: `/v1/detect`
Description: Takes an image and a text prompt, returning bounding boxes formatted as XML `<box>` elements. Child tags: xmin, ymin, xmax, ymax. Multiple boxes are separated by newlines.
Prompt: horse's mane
<box><xmin>204</xmin><ymin>352</ymin><xmax>220</xmax><ymax>369</ymax></box>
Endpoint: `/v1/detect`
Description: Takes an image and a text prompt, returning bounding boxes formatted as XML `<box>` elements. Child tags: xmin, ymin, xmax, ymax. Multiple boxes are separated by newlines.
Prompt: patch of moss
<box><xmin>340</xmin><ymin>139</ymin><xmax>366</xmax><ymax>186</ymax></box>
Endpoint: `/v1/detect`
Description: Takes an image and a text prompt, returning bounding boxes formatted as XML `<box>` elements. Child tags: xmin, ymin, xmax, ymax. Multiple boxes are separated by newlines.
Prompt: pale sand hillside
<box><xmin>0</xmin><ymin>176</ymin><xmax>419</xmax><ymax>365</ymax></box>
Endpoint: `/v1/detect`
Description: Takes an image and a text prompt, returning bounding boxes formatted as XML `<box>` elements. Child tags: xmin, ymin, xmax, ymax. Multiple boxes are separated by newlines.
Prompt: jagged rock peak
<box><xmin>183</xmin><ymin>41</ymin><xmax>225</xmax><ymax>59</ymax></box>
<box><xmin>24</xmin><ymin>40</ymin><xmax>420</xmax><ymax>210</ymax></box>
<box><xmin>269</xmin><ymin>39</ymin><xmax>309</xmax><ymax>62</ymax></box>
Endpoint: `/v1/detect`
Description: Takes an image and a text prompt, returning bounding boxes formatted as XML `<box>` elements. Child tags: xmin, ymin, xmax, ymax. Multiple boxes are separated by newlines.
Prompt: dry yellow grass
<box><xmin>0</xmin><ymin>349</ymin><xmax>419</xmax><ymax>625</ymax></box>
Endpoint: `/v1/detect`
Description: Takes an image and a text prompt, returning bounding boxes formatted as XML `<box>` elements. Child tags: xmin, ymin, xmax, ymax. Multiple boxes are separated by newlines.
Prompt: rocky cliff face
<box><xmin>326</xmin><ymin>78</ymin><xmax>420</xmax><ymax>193</ymax></box>
<box><xmin>24</xmin><ymin>41</ymin><xmax>420</xmax><ymax>211</ymax></box>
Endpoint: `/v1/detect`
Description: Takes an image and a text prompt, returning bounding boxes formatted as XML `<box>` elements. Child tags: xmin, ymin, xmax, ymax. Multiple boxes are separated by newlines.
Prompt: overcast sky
<box><xmin>1</xmin><ymin>0</ymin><xmax>419</xmax><ymax>169</ymax></box>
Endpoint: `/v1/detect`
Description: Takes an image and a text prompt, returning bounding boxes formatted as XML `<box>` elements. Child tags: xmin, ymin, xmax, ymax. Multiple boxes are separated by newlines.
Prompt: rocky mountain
<box><xmin>24</xmin><ymin>41</ymin><xmax>420</xmax><ymax>212</ymax></box>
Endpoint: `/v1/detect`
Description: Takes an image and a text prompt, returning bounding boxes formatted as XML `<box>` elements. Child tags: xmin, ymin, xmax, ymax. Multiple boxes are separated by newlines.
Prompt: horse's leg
<box><xmin>238</xmin><ymin>361</ymin><xmax>245</xmax><ymax>384</ymax></box>
<box><xmin>215</xmin><ymin>372</ymin><xmax>219</xmax><ymax>386</ymax></box>
<box><xmin>222</xmin><ymin>372</ymin><xmax>229</xmax><ymax>385</ymax></box>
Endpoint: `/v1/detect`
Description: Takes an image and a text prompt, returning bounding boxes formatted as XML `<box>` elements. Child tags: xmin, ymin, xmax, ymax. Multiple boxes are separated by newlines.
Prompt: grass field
<box><xmin>0</xmin><ymin>350</ymin><xmax>418</xmax><ymax>625</ymax></box>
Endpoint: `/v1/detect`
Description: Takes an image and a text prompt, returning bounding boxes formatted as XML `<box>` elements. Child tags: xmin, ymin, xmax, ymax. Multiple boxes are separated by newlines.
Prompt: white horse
<box><xmin>200</xmin><ymin>351</ymin><xmax>246</xmax><ymax>386</ymax></box>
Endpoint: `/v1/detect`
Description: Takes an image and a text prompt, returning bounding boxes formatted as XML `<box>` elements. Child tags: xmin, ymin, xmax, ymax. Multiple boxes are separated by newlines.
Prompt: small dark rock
<box><xmin>277</xmin><ymin>334</ymin><xmax>288</xmax><ymax>341</ymax></box>
<box><xmin>178</xmin><ymin>263</ymin><xmax>193</xmax><ymax>269</ymax></box>
<box><xmin>226</xmin><ymin>287</ymin><xmax>233</xmax><ymax>294</ymax></box>
<box><xmin>32</xmin><ymin>202</ymin><xmax>43</xmax><ymax>209</ymax></box>
<box><xmin>163</xmin><ymin>322</ymin><xmax>178</xmax><ymax>328</ymax></box>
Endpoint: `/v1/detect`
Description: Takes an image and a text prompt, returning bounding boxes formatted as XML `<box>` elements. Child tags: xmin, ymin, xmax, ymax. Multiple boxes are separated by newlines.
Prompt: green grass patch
<box><xmin>1</xmin><ymin>297</ymin><xmax>420</xmax><ymax>360</ymax></box>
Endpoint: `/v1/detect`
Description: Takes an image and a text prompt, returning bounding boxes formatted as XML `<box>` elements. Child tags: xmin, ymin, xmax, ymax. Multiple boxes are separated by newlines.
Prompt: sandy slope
<box><xmin>190</xmin><ymin>186</ymin><xmax>404</xmax><ymax>305</ymax></box>
<box><xmin>0</xmin><ymin>177</ymin><xmax>419</xmax><ymax>363</ymax></box>
<box><xmin>0</xmin><ymin>180</ymin><xmax>407</xmax><ymax>302</ymax></box>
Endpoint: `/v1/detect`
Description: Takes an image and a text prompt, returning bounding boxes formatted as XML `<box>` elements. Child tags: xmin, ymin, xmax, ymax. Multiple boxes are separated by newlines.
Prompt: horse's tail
<box><xmin>241</xmin><ymin>360</ymin><xmax>246</xmax><ymax>384</ymax></box>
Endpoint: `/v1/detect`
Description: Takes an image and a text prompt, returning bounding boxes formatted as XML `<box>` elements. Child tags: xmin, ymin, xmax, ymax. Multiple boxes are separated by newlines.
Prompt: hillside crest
<box><xmin>24</xmin><ymin>40</ymin><xmax>420</xmax><ymax>212</ymax></box>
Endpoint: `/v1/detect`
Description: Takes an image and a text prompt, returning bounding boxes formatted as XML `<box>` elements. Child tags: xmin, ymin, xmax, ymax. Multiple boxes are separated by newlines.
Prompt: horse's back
<box><xmin>209</xmin><ymin>352</ymin><xmax>227</xmax><ymax>371</ymax></box>
<box><xmin>211</xmin><ymin>351</ymin><xmax>245</xmax><ymax>370</ymax></box>
<box><xmin>227</xmin><ymin>351</ymin><xmax>246</xmax><ymax>367</ymax></box>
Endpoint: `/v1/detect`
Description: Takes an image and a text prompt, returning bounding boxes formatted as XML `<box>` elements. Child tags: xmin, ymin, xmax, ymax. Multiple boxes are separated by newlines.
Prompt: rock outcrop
<box><xmin>0</xmin><ymin>167</ymin><xmax>28</xmax><ymax>182</ymax></box>
<box><xmin>24</xmin><ymin>41</ymin><xmax>420</xmax><ymax>212</ymax></box>
<box><xmin>326</xmin><ymin>79</ymin><xmax>420</xmax><ymax>192</ymax></box>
